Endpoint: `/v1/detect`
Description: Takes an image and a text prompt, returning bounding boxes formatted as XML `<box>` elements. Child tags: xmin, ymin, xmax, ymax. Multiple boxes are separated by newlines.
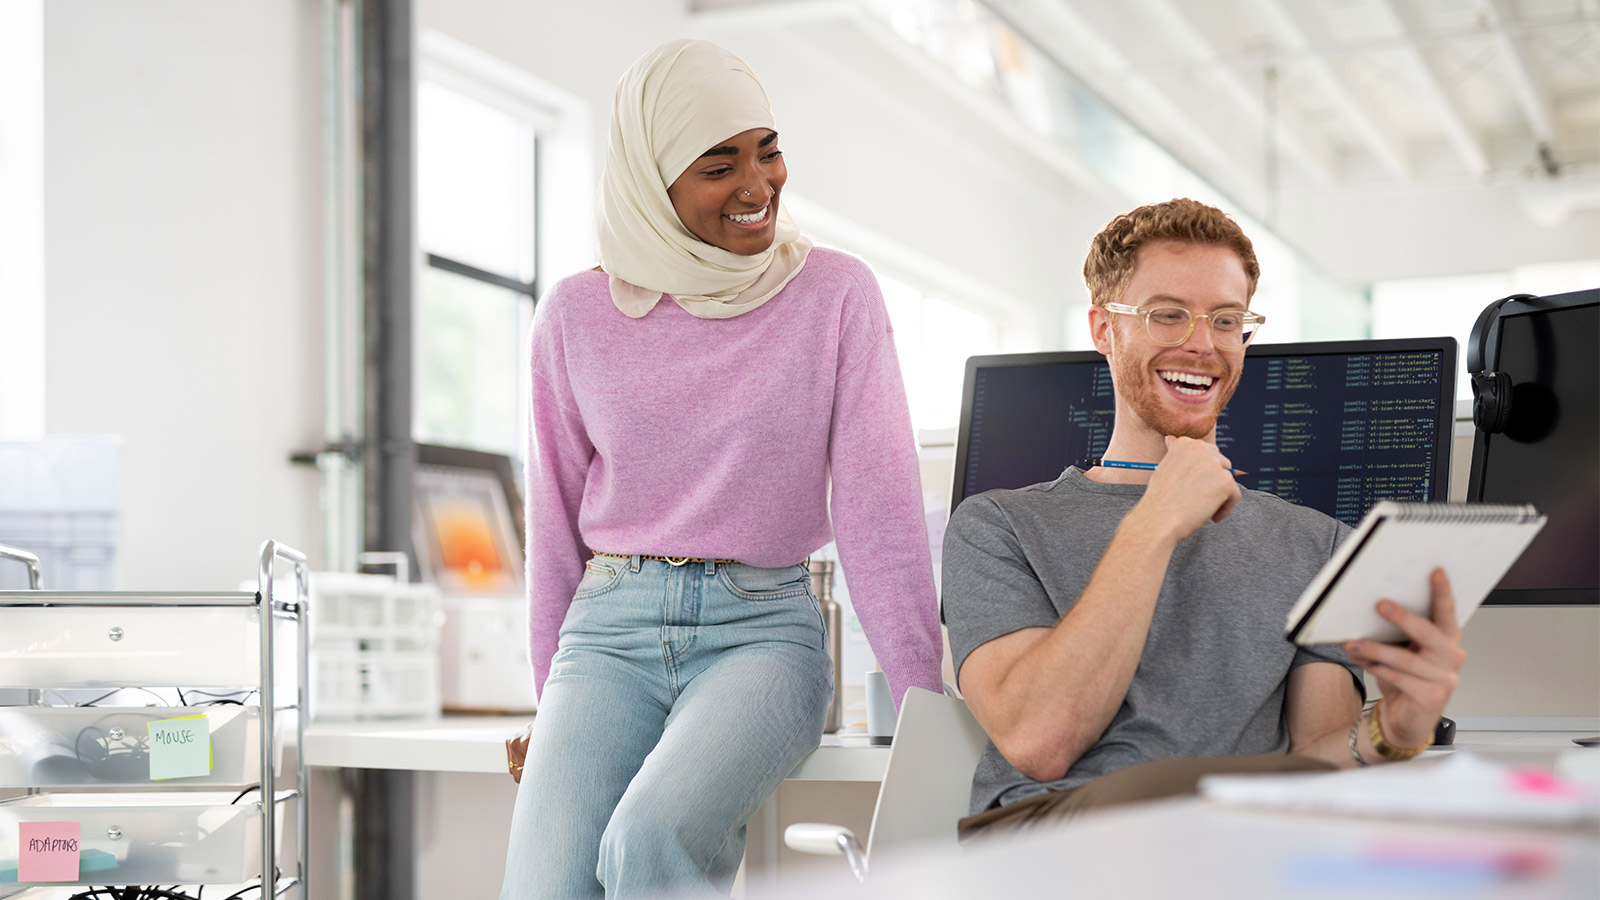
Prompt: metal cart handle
<box><xmin>0</xmin><ymin>542</ymin><xmax>43</xmax><ymax>589</ymax></box>
<box><xmin>257</xmin><ymin>538</ymin><xmax>310</xmax><ymax>898</ymax></box>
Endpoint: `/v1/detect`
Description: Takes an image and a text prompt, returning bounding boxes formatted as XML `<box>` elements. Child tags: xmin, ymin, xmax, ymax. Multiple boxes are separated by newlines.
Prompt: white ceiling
<box><xmin>696</xmin><ymin>0</ymin><xmax>1600</xmax><ymax>286</ymax></box>
<box><xmin>984</xmin><ymin>0</ymin><xmax>1600</xmax><ymax>205</ymax></box>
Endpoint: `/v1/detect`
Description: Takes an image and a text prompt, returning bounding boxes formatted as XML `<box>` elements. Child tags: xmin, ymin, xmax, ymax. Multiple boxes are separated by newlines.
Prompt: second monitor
<box><xmin>952</xmin><ymin>337</ymin><xmax>1458</xmax><ymax>528</ymax></box>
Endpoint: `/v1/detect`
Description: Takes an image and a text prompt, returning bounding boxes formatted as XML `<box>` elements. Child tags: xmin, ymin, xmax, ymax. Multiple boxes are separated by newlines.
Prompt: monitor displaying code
<box><xmin>954</xmin><ymin>339</ymin><xmax>1457</xmax><ymax>528</ymax></box>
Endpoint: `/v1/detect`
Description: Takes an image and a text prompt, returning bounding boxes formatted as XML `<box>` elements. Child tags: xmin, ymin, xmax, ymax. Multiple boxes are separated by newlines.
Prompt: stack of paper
<box><xmin>1199</xmin><ymin>752</ymin><xmax>1600</xmax><ymax>826</ymax></box>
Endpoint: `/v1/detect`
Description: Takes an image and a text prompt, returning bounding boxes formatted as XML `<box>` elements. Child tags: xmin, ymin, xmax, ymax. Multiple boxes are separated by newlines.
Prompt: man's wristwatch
<box><xmin>1367</xmin><ymin>698</ymin><xmax>1430</xmax><ymax>761</ymax></box>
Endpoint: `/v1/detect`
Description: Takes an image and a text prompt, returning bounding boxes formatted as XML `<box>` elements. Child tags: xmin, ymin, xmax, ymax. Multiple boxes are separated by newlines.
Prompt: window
<box><xmin>414</xmin><ymin>79</ymin><xmax>538</xmax><ymax>458</ymax></box>
<box><xmin>879</xmin><ymin>271</ymin><xmax>999</xmax><ymax>434</ymax></box>
<box><xmin>1372</xmin><ymin>260</ymin><xmax>1600</xmax><ymax>401</ymax></box>
<box><xmin>776</xmin><ymin>199</ymin><xmax>1022</xmax><ymax>437</ymax></box>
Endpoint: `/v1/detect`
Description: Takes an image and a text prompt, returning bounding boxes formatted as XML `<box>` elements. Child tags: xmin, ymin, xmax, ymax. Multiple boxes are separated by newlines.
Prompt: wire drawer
<box><xmin>0</xmin><ymin>706</ymin><xmax>280</xmax><ymax>788</ymax></box>
<box><xmin>0</xmin><ymin>600</ymin><xmax>261</xmax><ymax>689</ymax></box>
<box><xmin>0</xmin><ymin>792</ymin><xmax>288</xmax><ymax>885</ymax></box>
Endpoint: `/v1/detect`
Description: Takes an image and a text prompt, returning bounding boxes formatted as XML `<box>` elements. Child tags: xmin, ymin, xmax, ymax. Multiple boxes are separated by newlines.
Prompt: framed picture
<box><xmin>411</xmin><ymin>444</ymin><xmax>525</xmax><ymax>594</ymax></box>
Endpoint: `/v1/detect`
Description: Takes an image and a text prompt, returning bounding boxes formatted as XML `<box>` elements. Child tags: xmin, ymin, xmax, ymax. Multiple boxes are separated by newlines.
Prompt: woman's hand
<box><xmin>1343</xmin><ymin>568</ymin><xmax>1467</xmax><ymax>750</ymax></box>
<box><xmin>506</xmin><ymin>722</ymin><xmax>533</xmax><ymax>783</ymax></box>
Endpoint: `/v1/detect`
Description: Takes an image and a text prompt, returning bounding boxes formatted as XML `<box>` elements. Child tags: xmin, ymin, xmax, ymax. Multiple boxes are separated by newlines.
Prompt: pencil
<box><xmin>1081</xmin><ymin>457</ymin><xmax>1248</xmax><ymax>477</ymax></box>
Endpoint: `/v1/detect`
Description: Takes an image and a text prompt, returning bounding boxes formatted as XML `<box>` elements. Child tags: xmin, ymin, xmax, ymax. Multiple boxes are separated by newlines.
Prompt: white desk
<box><xmin>300</xmin><ymin>718</ymin><xmax>1596</xmax><ymax>900</ymax></box>
<box><xmin>770</xmin><ymin>794</ymin><xmax>1600</xmax><ymax>899</ymax></box>
<box><xmin>303</xmin><ymin>714</ymin><xmax>891</xmax><ymax>781</ymax></box>
<box><xmin>1441</xmin><ymin>729</ymin><xmax>1598</xmax><ymax>754</ymax></box>
<box><xmin>301</xmin><ymin>715</ymin><xmax>889</xmax><ymax>900</ymax></box>
<box><xmin>303</xmin><ymin>716</ymin><xmax>1592</xmax><ymax>776</ymax></box>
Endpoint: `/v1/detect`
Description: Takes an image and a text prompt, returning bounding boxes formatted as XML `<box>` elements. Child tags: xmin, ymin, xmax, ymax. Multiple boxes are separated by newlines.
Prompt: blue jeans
<box><xmin>500</xmin><ymin>556</ymin><xmax>833</xmax><ymax>899</ymax></box>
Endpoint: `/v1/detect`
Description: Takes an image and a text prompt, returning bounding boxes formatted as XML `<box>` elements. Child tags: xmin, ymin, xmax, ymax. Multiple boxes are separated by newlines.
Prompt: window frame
<box><xmin>359</xmin><ymin>27</ymin><xmax>590</xmax><ymax>565</ymax></box>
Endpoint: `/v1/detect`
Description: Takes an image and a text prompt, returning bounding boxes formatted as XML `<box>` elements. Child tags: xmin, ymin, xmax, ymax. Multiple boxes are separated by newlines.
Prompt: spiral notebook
<box><xmin>1287</xmin><ymin>502</ymin><xmax>1546</xmax><ymax>645</ymax></box>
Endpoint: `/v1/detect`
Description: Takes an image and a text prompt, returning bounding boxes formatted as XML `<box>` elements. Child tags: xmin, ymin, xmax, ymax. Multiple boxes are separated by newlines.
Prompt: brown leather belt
<box><xmin>592</xmin><ymin>551</ymin><xmax>741</xmax><ymax>566</ymax></box>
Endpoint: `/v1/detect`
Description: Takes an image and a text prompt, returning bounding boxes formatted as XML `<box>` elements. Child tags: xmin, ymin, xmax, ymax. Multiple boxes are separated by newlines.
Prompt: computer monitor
<box><xmin>952</xmin><ymin>337</ymin><xmax>1458</xmax><ymax>529</ymax></box>
<box><xmin>1466</xmin><ymin>288</ymin><xmax>1599</xmax><ymax>606</ymax></box>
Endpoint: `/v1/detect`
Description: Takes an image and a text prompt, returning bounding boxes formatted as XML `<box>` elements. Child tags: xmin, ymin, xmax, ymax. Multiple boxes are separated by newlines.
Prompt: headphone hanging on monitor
<box><xmin>1467</xmin><ymin>294</ymin><xmax>1534</xmax><ymax>434</ymax></box>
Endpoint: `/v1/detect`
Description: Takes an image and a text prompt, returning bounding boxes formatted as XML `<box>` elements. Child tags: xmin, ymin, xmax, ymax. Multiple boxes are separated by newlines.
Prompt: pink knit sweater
<box><xmin>525</xmin><ymin>248</ymin><xmax>942</xmax><ymax>706</ymax></box>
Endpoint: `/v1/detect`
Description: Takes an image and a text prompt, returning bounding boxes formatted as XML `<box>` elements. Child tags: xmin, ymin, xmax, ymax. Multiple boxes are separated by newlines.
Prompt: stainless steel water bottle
<box><xmin>809</xmin><ymin>560</ymin><xmax>844</xmax><ymax>733</ymax></box>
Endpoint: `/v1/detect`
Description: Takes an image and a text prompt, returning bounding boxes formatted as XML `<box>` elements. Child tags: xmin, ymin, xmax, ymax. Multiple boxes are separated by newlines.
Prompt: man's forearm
<box><xmin>1284</xmin><ymin>662</ymin><xmax>1365</xmax><ymax>768</ymax></box>
<box><xmin>1289</xmin><ymin>720</ymin><xmax>1362</xmax><ymax>769</ymax></box>
<box><xmin>983</xmin><ymin>507</ymin><xmax>1179</xmax><ymax>780</ymax></box>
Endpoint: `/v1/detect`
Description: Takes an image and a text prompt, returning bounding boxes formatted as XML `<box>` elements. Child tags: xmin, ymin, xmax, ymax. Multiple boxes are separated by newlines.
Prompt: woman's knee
<box><xmin>598</xmin><ymin>789</ymin><xmax>729</xmax><ymax>875</ymax></box>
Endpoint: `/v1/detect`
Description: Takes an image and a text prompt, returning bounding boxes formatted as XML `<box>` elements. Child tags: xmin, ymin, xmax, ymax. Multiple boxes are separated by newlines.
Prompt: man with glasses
<box><xmin>943</xmin><ymin>198</ymin><xmax>1466</xmax><ymax>837</ymax></box>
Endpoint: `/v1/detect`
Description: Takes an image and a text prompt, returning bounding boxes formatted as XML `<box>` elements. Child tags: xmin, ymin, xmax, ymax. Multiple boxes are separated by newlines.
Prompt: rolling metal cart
<box><xmin>0</xmin><ymin>540</ymin><xmax>310</xmax><ymax>899</ymax></box>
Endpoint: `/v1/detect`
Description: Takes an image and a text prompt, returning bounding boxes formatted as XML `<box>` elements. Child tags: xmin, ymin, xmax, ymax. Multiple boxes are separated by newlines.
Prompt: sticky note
<box><xmin>1281</xmin><ymin>852</ymin><xmax>1501</xmax><ymax>893</ymax></box>
<box><xmin>147</xmin><ymin>714</ymin><xmax>212</xmax><ymax>780</ymax></box>
<box><xmin>19</xmin><ymin>821</ymin><xmax>80</xmax><ymax>882</ymax></box>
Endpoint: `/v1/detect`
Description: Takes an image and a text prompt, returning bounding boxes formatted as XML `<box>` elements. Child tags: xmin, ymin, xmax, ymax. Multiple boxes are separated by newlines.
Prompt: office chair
<box><xmin>784</xmin><ymin>686</ymin><xmax>989</xmax><ymax>882</ymax></box>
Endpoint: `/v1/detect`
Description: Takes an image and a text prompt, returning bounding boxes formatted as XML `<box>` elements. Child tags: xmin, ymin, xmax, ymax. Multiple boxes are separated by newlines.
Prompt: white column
<box><xmin>0</xmin><ymin>0</ymin><xmax>46</xmax><ymax>439</ymax></box>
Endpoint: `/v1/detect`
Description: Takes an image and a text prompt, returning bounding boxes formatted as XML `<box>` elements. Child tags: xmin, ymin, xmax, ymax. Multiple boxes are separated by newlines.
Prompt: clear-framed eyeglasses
<box><xmin>1103</xmin><ymin>302</ymin><xmax>1266</xmax><ymax>349</ymax></box>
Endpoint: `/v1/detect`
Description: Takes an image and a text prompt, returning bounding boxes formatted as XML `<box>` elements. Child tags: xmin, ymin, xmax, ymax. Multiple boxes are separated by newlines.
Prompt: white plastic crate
<box><xmin>0</xmin><ymin>706</ymin><xmax>281</xmax><ymax>788</ymax></box>
<box><xmin>363</xmin><ymin>652</ymin><xmax>443</xmax><ymax>716</ymax></box>
<box><xmin>308</xmin><ymin>573</ymin><xmax>442</xmax><ymax>720</ymax></box>
<box><xmin>312</xmin><ymin>650</ymin><xmax>442</xmax><ymax>720</ymax></box>
<box><xmin>439</xmin><ymin>595</ymin><xmax>538</xmax><ymax>712</ymax></box>
<box><xmin>0</xmin><ymin>791</ymin><xmax>287</xmax><ymax>886</ymax></box>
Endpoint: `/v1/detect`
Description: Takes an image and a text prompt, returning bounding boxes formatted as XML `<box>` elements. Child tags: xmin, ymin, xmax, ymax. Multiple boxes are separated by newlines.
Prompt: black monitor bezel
<box><xmin>951</xmin><ymin>336</ymin><xmax>1459</xmax><ymax>514</ymax></box>
<box><xmin>1466</xmin><ymin>288</ymin><xmax>1599</xmax><ymax>607</ymax></box>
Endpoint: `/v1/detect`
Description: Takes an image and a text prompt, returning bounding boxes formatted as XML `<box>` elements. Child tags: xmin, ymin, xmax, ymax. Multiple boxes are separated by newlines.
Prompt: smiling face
<box><xmin>666</xmin><ymin>128</ymin><xmax>787</xmax><ymax>256</ymax></box>
<box><xmin>1091</xmin><ymin>240</ymin><xmax>1250</xmax><ymax>441</ymax></box>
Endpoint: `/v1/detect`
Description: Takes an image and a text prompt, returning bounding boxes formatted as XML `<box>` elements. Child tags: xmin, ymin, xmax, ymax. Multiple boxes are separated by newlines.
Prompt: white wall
<box><xmin>417</xmin><ymin>0</ymin><xmax>688</xmax><ymax>162</ymax></box>
<box><xmin>0</xmin><ymin>0</ymin><xmax>46</xmax><ymax>439</ymax></box>
<box><xmin>41</xmin><ymin>0</ymin><xmax>325</xmax><ymax>589</ymax></box>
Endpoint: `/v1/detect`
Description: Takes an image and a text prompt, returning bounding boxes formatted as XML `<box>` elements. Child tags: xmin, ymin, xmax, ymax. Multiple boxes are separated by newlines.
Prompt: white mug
<box><xmin>865</xmin><ymin>670</ymin><xmax>895</xmax><ymax>746</ymax></box>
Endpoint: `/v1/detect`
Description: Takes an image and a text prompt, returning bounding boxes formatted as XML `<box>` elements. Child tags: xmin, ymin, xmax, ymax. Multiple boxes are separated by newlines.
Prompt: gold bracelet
<box><xmin>1366</xmin><ymin>698</ymin><xmax>1429</xmax><ymax>761</ymax></box>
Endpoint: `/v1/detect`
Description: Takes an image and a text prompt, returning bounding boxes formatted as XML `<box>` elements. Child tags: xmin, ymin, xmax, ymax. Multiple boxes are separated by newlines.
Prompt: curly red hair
<box><xmin>1083</xmin><ymin>198</ymin><xmax>1260</xmax><ymax>307</ymax></box>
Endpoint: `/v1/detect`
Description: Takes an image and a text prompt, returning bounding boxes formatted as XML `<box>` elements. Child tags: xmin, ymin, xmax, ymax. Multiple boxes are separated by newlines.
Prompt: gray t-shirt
<box><xmin>943</xmin><ymin>467</ymin><xmax>1361</xmax><ymax>813</ymax></box>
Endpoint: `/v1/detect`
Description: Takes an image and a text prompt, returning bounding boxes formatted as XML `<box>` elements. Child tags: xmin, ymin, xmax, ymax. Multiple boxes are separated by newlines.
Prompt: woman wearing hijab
<box><xmin>500</xmin><ymin>39</ymin><xmax>942</xmax><ymax>898</ymax></box>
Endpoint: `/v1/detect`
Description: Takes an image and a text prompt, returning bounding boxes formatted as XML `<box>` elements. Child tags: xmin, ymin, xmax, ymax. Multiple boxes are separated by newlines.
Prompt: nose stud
<box><xmin>742</xmin><ymin>189</ymin><xmax>752</xmax><ymax>198</ymax></box>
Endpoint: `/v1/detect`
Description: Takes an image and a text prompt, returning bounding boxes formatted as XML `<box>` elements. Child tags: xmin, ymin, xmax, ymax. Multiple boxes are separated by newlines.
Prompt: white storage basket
<box><xmin>309</xmin><ymin>573</ymin><xmax>442</xmax><ymax>720</ymax></box>
<box><xmin>313</xmin><ymin>650</ymin><xmax>441</xmax><ymax>720</ymax></box>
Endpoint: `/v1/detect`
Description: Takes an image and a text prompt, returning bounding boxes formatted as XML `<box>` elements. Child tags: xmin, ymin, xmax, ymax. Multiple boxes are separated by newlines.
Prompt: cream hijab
<box><xmin>597</xmin><ymin>39</ymin><xmax>813</xmax><ymax>319</ymax></box>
